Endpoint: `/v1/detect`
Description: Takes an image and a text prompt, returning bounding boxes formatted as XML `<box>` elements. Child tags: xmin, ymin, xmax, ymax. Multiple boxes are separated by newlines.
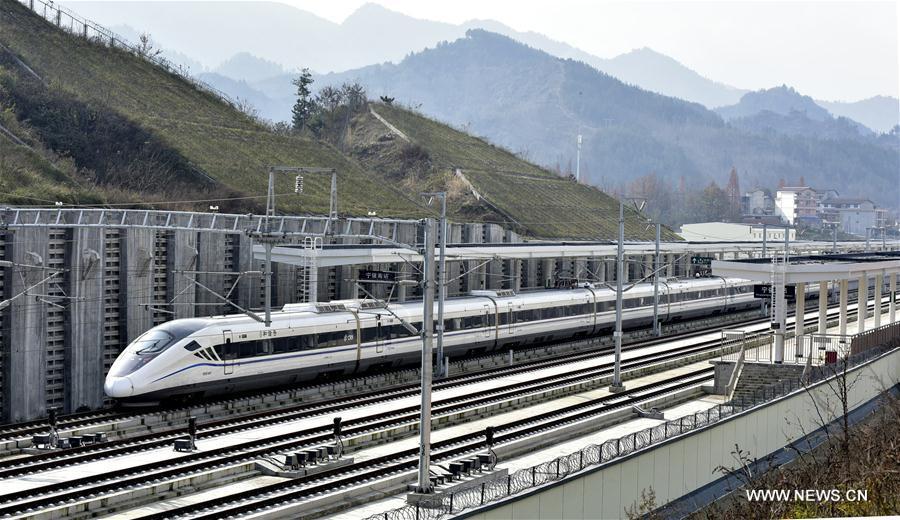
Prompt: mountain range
<box><xmin>67</xmin><ymin>1</ymin><xmax>898</xmax><ymax>134</ymax></box>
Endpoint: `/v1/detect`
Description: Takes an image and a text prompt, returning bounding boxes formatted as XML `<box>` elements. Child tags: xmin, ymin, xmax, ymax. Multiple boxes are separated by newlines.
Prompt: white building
<box><xmin>775</xmin><ymin>186</ymin><xmax>819</xmax><ymax>225</ymax></box>
<box><xmin>679</xmin><ymin>222</ymin><xmax>796</xmax><ymax>242</ymax></box>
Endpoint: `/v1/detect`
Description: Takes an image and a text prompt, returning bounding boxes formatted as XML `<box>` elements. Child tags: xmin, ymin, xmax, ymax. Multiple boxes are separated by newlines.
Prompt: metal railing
<box><xmin>366</xmin><ymin>339</ymin><xmax>900</xmax><ymax>520</ymax></box>
<box><xmin>15</xmin><ymin>0</ymin><xmax>235</xmax><ymax>107</ymax></box>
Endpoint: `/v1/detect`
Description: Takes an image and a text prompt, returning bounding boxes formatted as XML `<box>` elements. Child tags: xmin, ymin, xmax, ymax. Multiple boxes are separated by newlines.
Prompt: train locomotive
<box><xmin>105</xmin><ymin>277</ymin><xmax>758</xmax><ymax>402</ymax></box>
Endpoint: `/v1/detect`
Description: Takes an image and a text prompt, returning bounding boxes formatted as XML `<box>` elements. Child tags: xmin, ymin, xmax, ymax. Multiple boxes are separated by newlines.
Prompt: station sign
<box><xmin>753</xmin><ymin>284</ymin><xmax>796</xmax><ymax>301</ymax></box>
<box><xmin>358</xmin><ymin>269</ymin><xmax>397</xmax><ymax>283</ymax></box>
<box><xmin>690</xmin><ymin>256</ymin><xmax>714</xmax><ymax>266</ymax></box>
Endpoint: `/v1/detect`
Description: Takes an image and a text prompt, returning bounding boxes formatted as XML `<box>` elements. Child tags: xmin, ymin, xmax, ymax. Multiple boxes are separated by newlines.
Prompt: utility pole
<box><xmin>575</xmin><ymin>134</ymin><xmax>582</xmax><ymax>183</ymax></box>
<box><xmin>832</xmin><ymin>224</ymin><xmax>837</xmax><ymax>254</ymax></box>
<box><xmin>423</xmin><ymin>192</ymin><xmax>448</xmax><ymax>377</ymax></box>
<box><xmin>610</xmin><ymin>200</ymin><xmax>626</xmax><ymax>393</ymax></box>
<box><xmin>784</xmin><ymin>226</ymin><xmax>790</xmax><ymax>261</ymax></box>
<box><xmin>652</xmin><ymin>222</ymin><xmax>661</xmax><ymax>337</ymax></box>
<box><xmin>762</xmin><ymin>223</ymin><xmax>768</xmax><ymax>258</ymax></box>
<box><xmin>416</xmin><ymin>218</ymin><xmax>436</xmax><ymax>494</ymax></box>
<box><xmin>248</xmin><ymin>166</ymin><xmax>335</xmax><ymax>326</ymax></box>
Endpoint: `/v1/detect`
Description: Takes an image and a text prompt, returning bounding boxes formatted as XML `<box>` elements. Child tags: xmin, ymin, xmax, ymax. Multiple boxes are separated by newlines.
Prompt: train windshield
<box><xmin>133</xmin><ymin>330</ymin><xmax>176</xmax><ymax>354</ymax></box>
<box><xmin>108</xmin><ymin>320</ymin><xmax>208</xmax><ymax>377</ymax></box>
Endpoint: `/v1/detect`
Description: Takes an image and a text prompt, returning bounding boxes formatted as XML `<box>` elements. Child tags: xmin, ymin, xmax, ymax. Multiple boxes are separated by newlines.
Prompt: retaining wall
<box><xmin>461</xmin><ymin>347</ymin><xmax>900</xmax><ymax>520</ymax></box>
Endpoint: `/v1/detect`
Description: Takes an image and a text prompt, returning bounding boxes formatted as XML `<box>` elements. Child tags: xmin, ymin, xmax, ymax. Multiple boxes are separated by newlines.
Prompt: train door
<box><xmin>506</xmin><ymin>302</ymin><xmax>516</xmax><ymax>334</ymax></box>
<box><xmin>375</xmin><ymin>316</ymin><xmax>385</xmax><ymax>354</ymax></box>
<box><xmin>482</xmin><ymin>304</ymin><xmax>492</xmax><ymax>338</ymax></box>
<box><xmin>222</xmin><ymin>330</ymin><xmax>235</xmax><ymax>375</ymax></box>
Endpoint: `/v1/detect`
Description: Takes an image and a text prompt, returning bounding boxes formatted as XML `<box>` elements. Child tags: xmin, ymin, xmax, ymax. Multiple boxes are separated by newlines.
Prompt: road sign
<box><xmin>358</xmin><ymin>269</ymin><xmax>396</xmax><ymax>283</ymax></box>
<box><xmin>754</xmin><ymin>284</ymin><xmax>796</xmax><ymax>300</ymax></box>
<box><xmin>691</xmin><ymin>256</ymin><xmax>714</xmax><ymax>266</ymax></box>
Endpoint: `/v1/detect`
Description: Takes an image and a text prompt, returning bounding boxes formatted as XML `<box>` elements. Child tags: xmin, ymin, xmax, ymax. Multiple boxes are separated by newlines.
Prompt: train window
<box><xmin>183</xmin><ymin>341</ymin><xmax>203</xmax><ymax>351</ymax></box>
<box><xmin>238</xmin><ymin>342</ymin><xmax>257</xmax><ymax>358</ymax></box>
<box><xmin>273</xmin><ymin>337</ymin><xmax>294</xmax><ymax>354</ymax></box>
<box><xmin>463</xmin><ymin>315</ymin><xmax>483</xmax><ymax>329</ymax></box>
<box><xmin>445</xmin><ymin>318</ymin><xmax>462</xmax><ymax>332</ymax></box>
<box><xmin>498</xmin><ymin>312</ymin><xmax>509</xmax><ymax>326</ymax></box>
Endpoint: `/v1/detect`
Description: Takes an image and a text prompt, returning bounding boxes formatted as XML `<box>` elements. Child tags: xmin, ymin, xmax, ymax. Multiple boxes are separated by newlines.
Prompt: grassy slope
<box><xmin>0</xmin><ymin>0</ymin><xmax>423</xmax><ymax>216</ymax></box>
<box><xmin>363</xmin><ymin>103</ymin><xmax>681</xmax><ymax>241</ymax></box>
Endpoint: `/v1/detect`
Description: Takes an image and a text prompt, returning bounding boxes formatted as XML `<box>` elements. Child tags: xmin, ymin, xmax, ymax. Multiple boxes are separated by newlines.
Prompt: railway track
<box><xmin>146</xmin><ymin>369</ymin><xmax>716</xmax><ymax>520</ymax></box>
<box><xmin>0</xmin><ymin>299</ymin><xmax>881</xmax><ymax>518</ymax></box>
<box><xmin>0</xmin><ymin>338</ymin><xmax>720</xmax><ymax>516</ymax></box>
<box><xmin>0</xmin><ymin>297</ymin><xmax>864</xmax><ymax>481</ymax></box>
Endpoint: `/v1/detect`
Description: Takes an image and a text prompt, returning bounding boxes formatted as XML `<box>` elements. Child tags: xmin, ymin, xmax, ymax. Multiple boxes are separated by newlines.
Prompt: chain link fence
<box><xmin>15</xmin><ymin>0</ymin><xmax>235</xmax><ymax>107</ymax></box>
<box><xmin>366</xmin><ymin>340</ymin><xmax>898</xmax><ymax>520</ymax></box>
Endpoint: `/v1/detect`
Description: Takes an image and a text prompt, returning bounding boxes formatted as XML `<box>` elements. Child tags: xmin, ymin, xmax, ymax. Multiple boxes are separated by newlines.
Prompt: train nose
<box><xmin>104</xmin><ymin>376</ymin><xmax>134</xmax><ymax>398</ymax></box>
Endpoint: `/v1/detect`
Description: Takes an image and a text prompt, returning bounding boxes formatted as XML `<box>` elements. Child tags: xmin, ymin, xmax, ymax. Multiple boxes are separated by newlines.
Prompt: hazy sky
<box><xmin>291</xmin><ymin>0</ymin><xmax>900</xmax><ymax>102</ymax></box>
<box><xmin>72</xmin><ymin>1</ymin><xmax>898</xmax><ymax>101</ymax></box>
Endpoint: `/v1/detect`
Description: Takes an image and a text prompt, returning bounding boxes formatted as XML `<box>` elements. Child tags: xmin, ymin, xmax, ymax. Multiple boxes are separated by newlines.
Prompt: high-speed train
<box><xmin>105</xmin><ymin>277</ymin><xmax>758</xmax><ymax>402</ymax></box>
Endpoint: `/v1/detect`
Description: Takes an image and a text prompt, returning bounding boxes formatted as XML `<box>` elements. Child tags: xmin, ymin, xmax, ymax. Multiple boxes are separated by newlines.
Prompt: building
<box><xmin>821</xmin><ymin>198</ymin><xmax>878</xmax><ymax>236</ymax></box>
<box><xmin>679</xmin><ymin>222</ymin><xmax>796</xmax><ymax>242</ymax></box>
<box><xmin>775</xmin><ymin>186</ymin><xmax>819</xmax><ymax>225</ymax></box>
<box><xmin>741</xmin><ymin>188</ymin><xmax>774</xmax><ymax>216</ymax></box>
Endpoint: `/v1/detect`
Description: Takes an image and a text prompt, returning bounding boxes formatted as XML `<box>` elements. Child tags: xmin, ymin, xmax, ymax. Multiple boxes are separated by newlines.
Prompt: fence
<box><xmin>365</xmin><ymin>341</ymin><xmax>899</xmax><ymax>520</ymax></box>
<box><xmin>14</xmin><ymin>0</ymin><xmax>235</xmax><ymax>107</ymax></box>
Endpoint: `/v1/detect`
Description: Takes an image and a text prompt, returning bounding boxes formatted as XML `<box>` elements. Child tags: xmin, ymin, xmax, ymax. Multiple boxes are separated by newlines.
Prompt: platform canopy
<box><xmin>257</xmin><ymin>241</ymin><xmax>883</xmax><ymax>268</ymax></box>
<box><xmin>711</xmin><ymin>252</ymin><xmax>900</xmax><ymax>283</ymax></box>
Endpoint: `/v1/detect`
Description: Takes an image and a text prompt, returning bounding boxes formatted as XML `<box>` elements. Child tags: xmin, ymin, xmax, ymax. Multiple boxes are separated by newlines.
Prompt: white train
<box><xmin>105</xmin><ymin>277</ymin><xmax>758</xmax><ymax>402</ymax></box>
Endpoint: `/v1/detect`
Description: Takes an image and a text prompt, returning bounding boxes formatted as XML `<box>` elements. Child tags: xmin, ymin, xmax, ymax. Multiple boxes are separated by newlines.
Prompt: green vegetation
<box><xmin>346</xmin><ymin>102</ymin><xmax>679</xmax><ymax>240</ymax></box>
<box><xmin>0</xmin><ymin>0</ymin><xmax>672</xmax><ymax>239</ymax></box>
<box><xmin>0</xmin><ymin>0</ymin><xmax>422</xmax><ymax>216</ymax></box>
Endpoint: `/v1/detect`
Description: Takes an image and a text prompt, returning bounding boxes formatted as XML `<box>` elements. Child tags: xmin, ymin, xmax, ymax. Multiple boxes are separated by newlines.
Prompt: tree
<box><xmin>291</xmin><ymin>68</ymin><xmax>316</xmax><ymax>132</ymax></box>
<box><xmin>725</xmin><ymin>167</ymin><xmax>741</xmax><ymax>220</ymax></box>
<box><xmin>136</xmin><ymin>33</ymin><xmax>162</xmax><ymax>58</ymax></box>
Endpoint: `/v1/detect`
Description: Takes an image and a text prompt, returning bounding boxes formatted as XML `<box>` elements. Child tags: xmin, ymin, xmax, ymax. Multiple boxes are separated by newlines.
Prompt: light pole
<box><xmin>423</xmin><ymin>192</ymin><xmax>447</xmax><ymax>377</ymax></box>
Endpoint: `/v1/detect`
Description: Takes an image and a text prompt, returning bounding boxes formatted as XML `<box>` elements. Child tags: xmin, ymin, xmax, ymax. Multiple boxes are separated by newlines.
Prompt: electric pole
<box><xmin>652</xmin><ymin>222</ymin><xmax>661</xmax><ymax>337</ymax></box>
<box><xmin>247</xmin><ymin>166</ymin><xmax>335</xmax><ymax>326</ymax></box>
<box><xmin>423</xmin><ymin>192</ymin><xmax>448</xmax><ymax>378</ymax></box>
<box><xmin>575</xmin><ymin>134</ymin><xmax>582</xmax><ymax>183</ymax></box>
<box><xmin>610</xmin><ymin>200</ymin><xmax>626</xmax><ymax>392</ymax></box>
<box><xmin>416</xmin><ymin>218</ymin><xmax>436</xmax><ymax>494</ymax></box>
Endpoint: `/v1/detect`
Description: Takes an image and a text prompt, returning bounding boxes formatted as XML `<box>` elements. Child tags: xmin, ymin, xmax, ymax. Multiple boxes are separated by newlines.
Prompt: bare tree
<box><xmin>136</xmin><ymin>32</ymin><xmax>163</xmax><ymax>58</ymax></box>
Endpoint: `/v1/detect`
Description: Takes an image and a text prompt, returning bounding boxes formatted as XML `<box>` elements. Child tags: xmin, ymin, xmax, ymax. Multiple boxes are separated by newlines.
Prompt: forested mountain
<box><xmin>313</xmin><ymin>31</ymin><xmax>898</xmax><ymax>208</ymax></box>
<box><xmin>819</xmin><ymin>96</ymin><xmax>900</xmax><ymax>134</ymax></box>
<box><xmin>70</xmin><ymin>1</ymin><xmax>757</xmax><ymax>109</ymax></box>
<box><xmin>717</xmin><ymin>86</ymin><xmax>831</xmax><ymax>121</ymax></box>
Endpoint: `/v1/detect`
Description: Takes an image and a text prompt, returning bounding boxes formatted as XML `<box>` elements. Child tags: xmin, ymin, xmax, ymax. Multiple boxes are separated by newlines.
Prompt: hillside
<box><xmin>0</xmin><ymin>0</ymin><xmax>423</xmax><ymax>216</ymax></box>
<box><xmin>716</xmin><ymin>86</ymin><xmax>832</xmax><ymax>122</ymax></box>
<box><xmin>317</xmin><ymin>30</ymin><xmax>899</xmax><ymax>209</ymax></box>
<box><xmin>344</xmin><ymin>102</ymin><xmax>679</xmax><ymax>241</ymax></box>
<box><xmin>0</xmin><ymin>0</ymin><xmax>672</xmax><ymax>240</ymax></box>
<box><xmin>819</xmin><ymin>96</ymin><xmax>900</xmax><ymax>134</ymax></box>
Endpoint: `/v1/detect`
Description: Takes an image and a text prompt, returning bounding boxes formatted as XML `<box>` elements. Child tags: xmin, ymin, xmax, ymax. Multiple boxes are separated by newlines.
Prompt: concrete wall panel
<box><xmin>561</xmin><ymin>478</ymin><xmax>584</xmax><ymax>520</ymax></box>
<box><xmin>600</xmin><ymin>462</ymin><xmax>621</xmax><ymax>519</ymax></box>
<box><xmin>120</xmin><ymin>228</ymin><xmax>155</xmax><ymax>342</ymax></box>
<box><xmin>166</xmin><ymin>231</ymin><xmax>197</xmax><ymax>320</ymax></box>
<box><xmin>7</xmin><ymin>228</ymin><xmax>49</xmax><ymax>421</ymax></box>
<box><xmin>537</xmin><ymin>484</ymin><xmax>563</xmax><ymax>519</ymax></box>
<box><xmin>65</xmin><ymin>227</ymin><xmax>105</xmax><ymax>412</ymax></box>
